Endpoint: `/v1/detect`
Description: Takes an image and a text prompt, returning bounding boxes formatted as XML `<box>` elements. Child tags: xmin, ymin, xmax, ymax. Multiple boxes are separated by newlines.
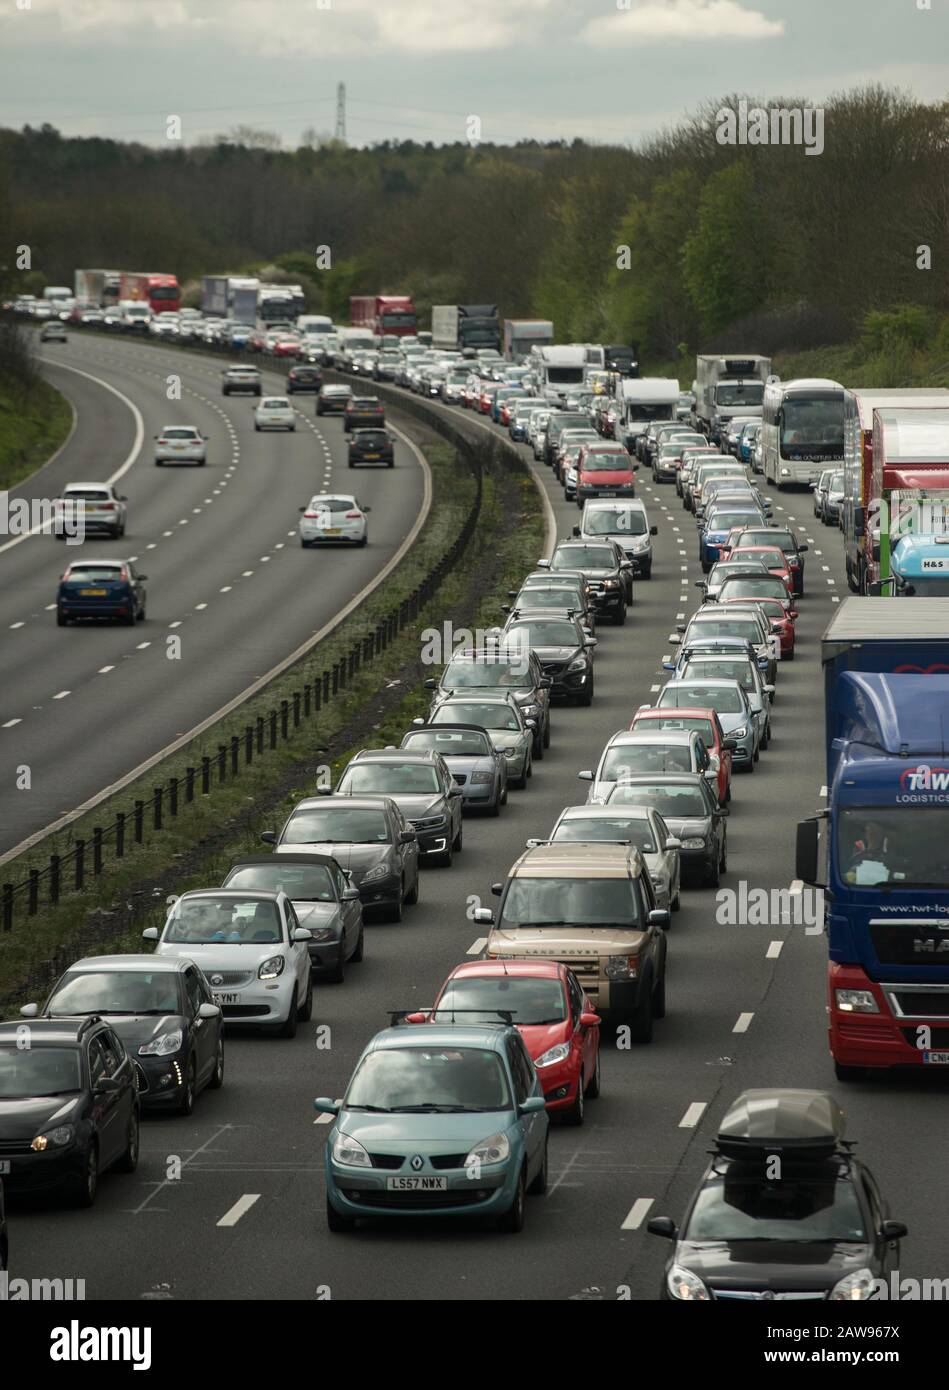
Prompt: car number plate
<box><xmin>322</xmin><ymin>527</ymin><xmax>341</xmax><ymax>535</ymax></box>
<box><xmin>386</xmin><ymin>1176</ymin><xmax>447</xmax><ymax>1191</ymax></box>
<box><xmin>922</xmin><ymin>1051</ymin><xmax>949</xmax><ymax>1064</ymax></box>
<box><xmin>80</xmin><ymin>588</ymin><xmax>107</xmax><ymax>596</ymax></box>
<box><xmin>0</xmin><ymin>1160</ymin><xmax>10</xmax><ymax>1174</ymax></box>
<box><xmin>212</xmin><ymin>992</ymin><xmax>240</xmax><ymax>1006</ymax></box>
<box><xmin>363</xmin><ymin>453</ymin><xmax>379</xmax><ymax>460</ymax></box>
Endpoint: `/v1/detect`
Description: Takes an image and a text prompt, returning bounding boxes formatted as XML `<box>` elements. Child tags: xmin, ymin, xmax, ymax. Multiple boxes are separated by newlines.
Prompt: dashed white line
<box><xmin>242</xmin><ymin>570</ymin><xmax>253</xmax><ymax>578</ymax></box>
<box><xmin>217</xmin><ymin>1194</ymin><xmax>261</xmax><ymax>1228</ymax></box>
<box><xmin>679</xmin><ymin>1102</ymin><xmax>707</xmax><ymax>1129</ymax></box>
<box><xmin>9</xmin><ymin>622</ymin><xmax>23</xmax><ymax>630</ymax></box>
<box><xmin>136</xmin><ymin>641</ymin><xmax>150</xmax><ymax>650</ymax></box>
<box><xmin>467</xmin><ymin>937</ymin><xmax>487</xmax><ymax>956</ymax></box>
<box><xmin>220</xmin><ymin>586</ymin><xmax>232</xmax><ymax>593</ymax></box>
<box><xmin>766</xmin><ymin>940</ymin><xmax>784</xmax><ymax>959</ymax></box>
<box><xmin>2</xmin><ymin>719</ymin><xmax>22</xmax><ymax>729</ymax></box>
<box><xmin>621</xmin><ymin>1197</ymin><xmax>654</xmax><ymax>1231</ymax></box>
<box><xmin>98</xmin><ymin>665</ymin><xmax>114</xmax><ymax>674</ymax></box>
<box><xmin>733</xmin><ymin>1012</ymin><xmax>754</xmax><ymax>1034</ymax></box>
<box><xmin>195</xmin><ymin>602</ymin><xmax>208</xmax><ymax>611</ymax></box>
<box><xmin>52</xmin><ymin>690</ymin><xmax>70</xmax><ymax>700</ymax></box>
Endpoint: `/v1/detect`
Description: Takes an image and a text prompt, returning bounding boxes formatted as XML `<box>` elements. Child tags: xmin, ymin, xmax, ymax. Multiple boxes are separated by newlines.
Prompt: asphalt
<box><xmin>8</xmin><ymin>384</ymin><xmax>949</xmax><ymax>1303</ymax></box>
<box><xmin>0</xmin><ymin>335</ymin><xmax>425</xmax><ymax>853</ymax></box>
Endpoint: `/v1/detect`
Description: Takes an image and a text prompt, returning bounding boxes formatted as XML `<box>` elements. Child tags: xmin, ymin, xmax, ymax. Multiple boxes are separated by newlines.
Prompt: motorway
<box><xmin>8</xmin><ymin>374</ymin><xmax>949</xmax><ymax>1302</ymax></box>
<box><xmin>0</xmin><ymin>335</ymin><xmax>425</xmax><ymax>855</ymax></box>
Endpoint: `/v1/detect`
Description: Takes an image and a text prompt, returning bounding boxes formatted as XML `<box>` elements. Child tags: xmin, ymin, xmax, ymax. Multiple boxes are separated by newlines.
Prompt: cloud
<box><xmin>582</xmin><ymin>0</ymin><xmax>784</xmax><ymax>48</ymax></box>
<box><xmin>0</xmin><ymin>0</ymin><xmax>556</xmax><ymax>56</ymax></box>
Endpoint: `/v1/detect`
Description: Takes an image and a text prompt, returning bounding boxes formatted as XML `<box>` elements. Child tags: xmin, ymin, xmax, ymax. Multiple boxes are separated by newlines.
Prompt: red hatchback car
<box><xmin>575</xmin><ymin>444</ymin><xmax>636</xmax><ymax>507</ymax></box>
<box><xmin>729</xmin><ymin>545</ymin><xmax>794</xmax><ymax>595</ymax></box>
<box><xmin>411</xmin><ymin>960</ymin><xmax>601</xmax><ymax>1125</ymax></box>
<box><xmin>735</xmin><ymin>595</ymin><xmax>798</xmax><ymax>659</ymax></box>
<box><xmin>629</xmin><ymin>705</ymin><xmax>734</xmax><ymax>805</ymax></box>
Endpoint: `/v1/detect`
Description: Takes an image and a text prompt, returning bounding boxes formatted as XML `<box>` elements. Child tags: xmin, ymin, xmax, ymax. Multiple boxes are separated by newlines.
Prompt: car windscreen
<box><xmin>309</xmin><ymin>497</ymin><xmax>355</xmax><ymax>513</ymax></box>
<box><xmin>583</xmin><ymin>454</ymin><xmax>631</xmax><ymax>472</ymax></box>
<box><xmin>660</xmin><ymin>684</ymin><xmax>743</xmax><ymax>715</ymax></box>
<box><xmin>514</xmin><ymin>588</ymin><xmax>579</xmax><ymax>610</ymax></box>
<box><xmin>403</xmin><ymin>729</ymin><xmax>490</xmax><ymax>757</ymax></box>
<box><xmin>433</xmin><ymin>978</ymin><xmax>566</xmax><ymax>1026</ymax></box>
<box><xmin>64</xmin><ymin>490</ymin><xmax>111</xmax><ymax>502</ymax></box>
<box><xmin>685</xmin><ymin>1170</ymin><xmax>866</xmax><ymax>1242</ymax></box>
<box><xmin>442</xmin><ymin>660</ymin><xmax>525</xmax><ymax>689</ymax></box>
<box><xmin>224</xmin><ymin>864</ymin><xmax>335</xmax><ymax>901</ymax></box>
<box><xmin>706</xmin><ymin>512</ymin><xmax>763</xmax><ymax>532</ymax></box>
<box><xmin>507</xmin><ymin>621</ymin><xmax>579</xmax><ymax>647</ymax></box>
<box><xmin>689</xmin><ymin>618</ymin><xmax>762</xmax><ymax>643</ymax></box>
<box><xmin>606</xmin><ymin>782</ymin><xmax>709</xmax><ymax>817</ymax></box>
<box><xmin>635</xmin><ymin>716</ymin><xmax>714</xmax><ymax>743</ymax></box>
<box><xmin>281</xmin><ymin>809</ymin><xmax>390</xmax><ymax>844</ymax></box>
<box><xmin>339</xmin><ymin>763</ymin><xmax>440</xmax><ymax>795</ymax></box>
<box><xmin>551</xmin><ymin>546</ymin><xmax>614</xmax><ymax>570</ymax></box>
<box><xmin>552</xmin><ymin>818</ymin><xmax>657</xmax><ymax>853</ymax></box>
<box><xmin>584</xmin><ymin>510</ymin><xmax>647</xmax><ymax>537</ymax></box>
<box><xmin>48</xmin><ymin>970</ymin><xmax>180</xmax><ymax>1016</ymax></box>
<box><xmin>0</xmin><ymin>1046</ymin><xmax>83</xmax><ymax>1099</ymax></box>
<box><xmin>63</xmin><ymin>566</ymin><xmax>124</xmax><ymax>582</ymax></box>
<box><xmin>601</xmin><ymin>744</ymin><xmax>693</xmax><ymax>776</ymax></box>
<box><xmin>162</xmin><ymin>428</ymin><xmax>198</xmax><ymax>439</ymax></box>
<box><xmin>434</xmin><ymin>703</ymin><xmax>520</xmax><ymax>732</ymax></box>
<box><xmin>683</xmin><ymin>660</ymin><xmax>756</xmax><ymax>691</ymax></box>
<box><xmin>164</xmin><ymin>896</ymin><xmax>282</xmax><ymax>945</ymax></box>
<box><xmin>717</xmin><ymin>578</ymin><xmax>787</xmax><ymax>600</ymax></box>
<box><xmin>346</xmin><ymin>1047</ymin><xmax>512</xmax><ymax>1112</ymax></box>
<box><xmin>500</xmin><ymin>876</ymin><xmax>643</xmax><ymax>928</ymax></box>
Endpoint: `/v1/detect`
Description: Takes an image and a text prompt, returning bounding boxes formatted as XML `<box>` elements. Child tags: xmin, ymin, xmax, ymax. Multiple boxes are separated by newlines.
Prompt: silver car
<box><xmin>653</xmin><ymin>678</ymin><xmax>759</xmax><ymax>771</ymax></box>
<box><xmin>56</xmin><ymin>482</ymin><xmax>128</xmax><ymax>540</ymax></box>
<box><xmin>401</xmin><ymin>724</ymin><xmax>507</xmax><ymax>814</ymax></box>
<box><xmin>540</xmin><ymin>804</ymin><xmax>682</xmax><ymax>912</ymax></box>
<box><xmin>154</xmin><ymin>425</ymin><xmax>207</xmax><ymax>466</ymax></box>
<box><xmin>677</xmin><ymin>654</ymin><xmax>774</xmax><ymax>750</ymax></box>
<box><xmin>254</xmin><ymin>397</ymin><xmax>297</xmax><ymax>431</ymax></box>
<box><xmin>426</xmin><ymin>694</ymin><xmax>534</xmax><ymax>789</ymax></box>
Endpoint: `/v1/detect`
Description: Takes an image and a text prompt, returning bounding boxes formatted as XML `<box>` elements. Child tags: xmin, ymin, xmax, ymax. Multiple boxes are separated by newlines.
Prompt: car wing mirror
<box><xmin>399</xmin><ymin>830</ymin><xmax>417</xmax><ymax>844</ymax></box>
<box><xmin>198</xmin><ymin>1002</ymin><xmax>221</xmax><ymax>1019</ymax></box>
<box><xmin>473</xmin><ymin>908</ymin><xmax>494</xmax><ymax>924</ymax></box>
<box><xmin>142</xmin><ymin>926</ymin><xmax>159</xmax><ymax>941</ymax></box>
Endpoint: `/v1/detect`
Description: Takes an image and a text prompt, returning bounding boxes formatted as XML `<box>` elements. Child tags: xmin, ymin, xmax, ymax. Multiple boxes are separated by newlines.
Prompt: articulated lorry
<box><xmin>797</xmin><ymin>597</ymin><xmax>949</xmax><ymax>1080</ymax></box>
<box><xmin>694</xmin><ymin>354</ymin><xmax>771</xmax><ymax>443</ymax></box>
<box><xmin>74</xmin><ymin>269</ymin><xmax>121</xmax><ymax>307</ymax></box>
<box><xmin>201</xmin><ymin>276</ymin><xmax>260</xmax><ymax>325</ymax></box>
<box><xmin>350</xmin><ymin>295</ymin><xmax>417</xmax><ymax>337</ymax></box>
<box><xmin>503</xmin><ymin>319</ymin><xmax>554</xmax><ymax>362</ymax></box>
<box><xmin>431</xmin><ymin>304</ymin><xmax>501</xmax><ymax>354</ymax></box>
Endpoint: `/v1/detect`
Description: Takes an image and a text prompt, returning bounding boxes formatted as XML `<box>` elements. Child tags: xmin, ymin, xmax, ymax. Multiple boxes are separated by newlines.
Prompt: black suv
<box><xmin>425</xmin><ymin>647</ymin><xmax>552</xmax><ymax>757</ymax></box>
<box><xmin>348</xmin><ymin>428</ymin><xmax>394</xmax><ymax>467</ymax></box>
<box><xmin>539</xmin><ymin>540</ymin><xmax>633</xmax><ymax>623</ymax></box>
<box><xmin>648</xmin><ymin>1089</ymin><xmax>906</xmax><ymax>1302</ymax></box>
<box><xmin>0</xmin><ymin>1015</ymin><xmax>139</xmax><ymax>1207</ymax></box>
<box><xmin>333</xmin><ymin>750</ymin><xmax>464</xmax><ymax>868</ymax></box>
<box><xmin>344</xmin><ymin>397</ymin><xmax>386</xmax><ymax>432</ymax></box>
<box><xmin>500</xmin><ymin>613</ymin><xmax>596</xmax><ymax>706</ymax></box>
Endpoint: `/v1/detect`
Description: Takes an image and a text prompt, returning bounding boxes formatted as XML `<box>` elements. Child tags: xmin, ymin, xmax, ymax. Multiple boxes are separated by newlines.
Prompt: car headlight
<box><xmin>502</xmin><ymin>746</ymin><xmax>519</xmax><ymax>758</ymax></box>
<box><xmin>308</xmin><ymin>927</ymin><xmax>338</xmax><ymax>943</ymax></box>
<box><xmin>31</xmin><ymin>1125</ymin><xmax>75</xmax><ymax>1151</ymax></box>
<box><xmin>681</xmin><ymin>837</ymin><xmax>707</xmax><ymax>850</ymax></box>
<box><xmin>139</xmin><ymin>1028</ymin><xmax>184</xmax><ymax>1056</ymax></box>
<box><xmin>830</xmin><ymin>1268</ymin><xmax>878</xmax><ymax>1301</ymax></box>
<box><xmin>470</xmin><ymin>771</ymin><xmax>494</xmax><ymax>784</ymax></box>
<box><xmin>732</xmin><ymin>726</ymin><xmax>748</xmax><ymax>739</ymax></box>
<box><xmin>667</xmin><ymin>1265</ymin><xmax>710</xmax><ymax>1300</ymax></box>
<box><xmin>605</xmin><ymin>953</ymin><xmax>638</xmax><ymax>980</ymax></box>
<box><xmin>835</xmin><ymin>989</ymin><xmax>879</xmax><ymax>1014</ymax></box>
<box><xmin>780</xmin><ymin>467</ymin><xmax>790</xmax><ymax>476</ymax></box>
<box><xmin>332</xmin><ymin>1132</ymin><xmax>371</xmax><ymax>1168</ymax></box>
<box><xmin>567</xmin><ymin>657</ymin><xmax>587</xmax><ymax>673</ymax></box>
<box><xmin>535</xmin><ymin>1041</ymin><xmax>571</xmax><ymax>1068</ymax></box>
<box><xmin>362</xmin><ymin>862</ymin><xmax>392</xmax><ymax>883</ymax></box>
<box><xmin>258</xmin><ymin>954</ymin><xmax>285</xmax><ymax>980</ymax></box>
<box><xmin>602</xmin><ymin>578</ymin><xmax>619</xmax><ymax>589</ymax></box>
<box><xmin>465</xmin><ymin>1132</ymin><xmax>510</xmax><ymax>1166</ymax></box>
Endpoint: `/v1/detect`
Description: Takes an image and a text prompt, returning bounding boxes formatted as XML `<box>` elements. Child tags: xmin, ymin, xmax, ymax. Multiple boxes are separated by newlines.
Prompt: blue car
<box><xmin>698</xmin><ymin>507</ymin><xmax>764</xmax><ymax>572</ymax></box>
<box><xmin>57</xmin><ymin>558</ymin><xmax>147</xmax><ymax>626</ymax></box>
<box><xmin>316</xmin><ymin>1022</ymin><xmax>549</xmax><ymax>1233</ymax></box>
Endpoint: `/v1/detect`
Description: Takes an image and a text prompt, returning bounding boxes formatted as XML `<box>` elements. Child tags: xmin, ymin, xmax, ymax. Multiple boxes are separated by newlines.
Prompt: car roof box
<box><xmin>716</xmin><ymin>1089</ymin><xmax>845</xmax><ymax>1160</ymax></box>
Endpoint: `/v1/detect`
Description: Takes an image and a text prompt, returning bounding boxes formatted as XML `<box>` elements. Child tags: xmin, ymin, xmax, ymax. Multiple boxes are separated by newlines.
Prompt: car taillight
<box><xmin>101</xmin><ymin>503</ymin><xmax>115</xmax><ymax>510</ymax></box>
<box><xmin>157</xmin><ymin>438</ymin><xmax>166</xmax><ymax>445</ymax></box>
<box><xmin>345</xmin><ymin>511</ymin><xmax>361</xmax><ymax>519</ymax></box>
<box><xmin>303</xmin><ymin>510</ymin><xmax>319</xmax><ymax>518</ymax></box>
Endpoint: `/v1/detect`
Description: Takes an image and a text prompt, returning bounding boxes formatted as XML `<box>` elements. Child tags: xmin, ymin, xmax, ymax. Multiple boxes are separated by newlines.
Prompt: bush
<box><xmin>861</xmin><ymin>305</ymin><xmax>933</xmax><ymax>353</ymax></box>
<box><xmin>0</xmin><ymin>320</ymin><xmax>38</xmax><ymax>395</ymax></box>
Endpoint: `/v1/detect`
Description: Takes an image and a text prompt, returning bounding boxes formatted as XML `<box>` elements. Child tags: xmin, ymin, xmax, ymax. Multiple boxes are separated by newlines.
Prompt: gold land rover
<box><xmin>480</xmin><ymin>841</ymin><xmax>668</xmax><ymax>1042</ymax></box>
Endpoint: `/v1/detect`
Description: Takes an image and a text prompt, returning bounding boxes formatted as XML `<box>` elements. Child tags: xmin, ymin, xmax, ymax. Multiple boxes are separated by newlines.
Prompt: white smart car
<box><xmin>298</xmin><ymin>493</ymin><xmax>369</xmax><ymax>548</ymax></box>
<box><xmin>144</xmin><ymin>890</ymin><xmax>313</xmax><ymax>1037</ymax></box>
<box><xmin>254</xmin><ymin>397</ymin><xmax>296</xmax><ymax>431</ymax></box>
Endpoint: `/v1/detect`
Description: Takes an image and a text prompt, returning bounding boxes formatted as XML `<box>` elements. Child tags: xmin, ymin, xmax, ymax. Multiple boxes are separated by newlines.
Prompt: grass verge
<box><xmin>0</xmin><ymin>375</ymin><xmax>73</xmax><ymax>491</ymax></box>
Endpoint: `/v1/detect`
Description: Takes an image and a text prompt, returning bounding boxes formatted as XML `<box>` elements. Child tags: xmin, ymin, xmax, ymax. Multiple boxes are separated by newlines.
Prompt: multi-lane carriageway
<box><xmin>7</xmin><ymin>338</ymin><xmax>949</xmax><ymax>1302</ymax></box>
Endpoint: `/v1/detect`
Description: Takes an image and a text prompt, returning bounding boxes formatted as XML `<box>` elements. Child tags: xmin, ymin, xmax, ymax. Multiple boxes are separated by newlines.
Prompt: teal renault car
<box><xmin>315</xmin><ymin>1022</ymin><xmax>549</xmax><ymax>1234</ymax></box>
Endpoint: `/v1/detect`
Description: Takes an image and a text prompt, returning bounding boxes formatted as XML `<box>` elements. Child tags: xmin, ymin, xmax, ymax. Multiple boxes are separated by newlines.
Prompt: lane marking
<box><xmin>679</xmin><ymin>1102</ymin><xmax>707</xmax><ymax>1128</ymax></box>
<box><xmin>766</xmin><ymin>940</ymin><xmax>784</xmax><ymax>959</ymax></box>
<box><xmin>2</xmin><ymin>719</ymin><xmax>22</xmax><ymax>729</ymax></box>
<box><xmin>789</xmin><ymin>879</ymin><xmax>803</xmax><ymax>894</ymax></box>
<box><xmin>621</xmin><ymin>1197</ymin><xmax>654</xmax><ymax>1231</ymax></box>
<box><xmin>467</xmin><ymin>937</ymin><xmax>487</xmax><ymax>955</ymax></box>
<box><xmin>52</xmin><ymin>690</ymin><xmax>70</xmax><ymax>700</ymax></box>
<box><xmin>98</xmin><ymin>665</ymin><xmax>114</xmax><ymax>674</ymax></box>
<box><xmin>733</xmin><ymin>1012</ymin><xmax>754</xmax><ymax>1034</ymax></box>
<box><xmin>217</xmin><ymin>1193</ymin><xmax>261</xmax><ymax>1228</ymax></box>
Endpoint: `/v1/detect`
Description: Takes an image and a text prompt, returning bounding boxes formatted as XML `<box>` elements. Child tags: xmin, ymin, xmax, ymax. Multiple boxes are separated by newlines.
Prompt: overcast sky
<box><xmin>1</xmin><ymin>0</ymin><xmax>946</xmax><ymax>148</ymax></box>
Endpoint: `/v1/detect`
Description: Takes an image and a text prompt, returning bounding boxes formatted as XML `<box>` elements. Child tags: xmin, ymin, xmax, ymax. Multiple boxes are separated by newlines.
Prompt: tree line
<box><xmin>2</xmin><ymin>86</ymin><xmax>947</xmax><ymax>361</ymax></box>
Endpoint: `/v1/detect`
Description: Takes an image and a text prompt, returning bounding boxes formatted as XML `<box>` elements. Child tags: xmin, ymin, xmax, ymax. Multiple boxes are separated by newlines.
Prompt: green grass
<box><xmin>0</xmin><ymin>437</ymin><xmax>545</xmax><ymax>1008</ymax></box>
<box><xmin>0</xmin><ymin>376</ymin><xmax>73</xmax><ymax>490</ymax></box>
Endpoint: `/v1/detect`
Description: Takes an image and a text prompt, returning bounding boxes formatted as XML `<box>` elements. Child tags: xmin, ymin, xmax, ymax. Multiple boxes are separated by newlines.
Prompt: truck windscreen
<box><xmin>838</xmin><ymin>807</ymin><xmax>949</xmax><ymax>886</ymax></box>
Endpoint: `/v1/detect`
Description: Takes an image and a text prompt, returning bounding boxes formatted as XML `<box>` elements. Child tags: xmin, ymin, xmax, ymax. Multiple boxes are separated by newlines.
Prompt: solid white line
<box><xmin>766</xmin><ymin>940</ymin><xmax>784</xmax><ymax>959</ymax></box>
<box><xmin>621</xmin><ymin>1197</ymin><xmax>654</xmax><ymax>1231</ymax></box>
<box><xmin>733</xmin><ymin>1012</ymin><xmax>754</xmax><ymax>1034</ymax></box>
<box><xmin>216</xmin><ymin>1193</ymin><xmax>261</xmax><ymax>1228</ymax></box>
<box><xmin>0</xmin><ymin>359</ymin><xmax>145</xmax><ymax>556</ymax></box>
<box><xmin>679</xmin><ymin>1102</ymin><xmax>707</xmax><ymax>1128</ymax></box>
<box><xmin>52</xmin><ymin>690</ymin><xmax>70</xmax><ymax>700</ymax></box>
<box><xmin>467</xmin><ymin>937</ymin><xmax>487</xmax><ymax>956</ymax></box>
